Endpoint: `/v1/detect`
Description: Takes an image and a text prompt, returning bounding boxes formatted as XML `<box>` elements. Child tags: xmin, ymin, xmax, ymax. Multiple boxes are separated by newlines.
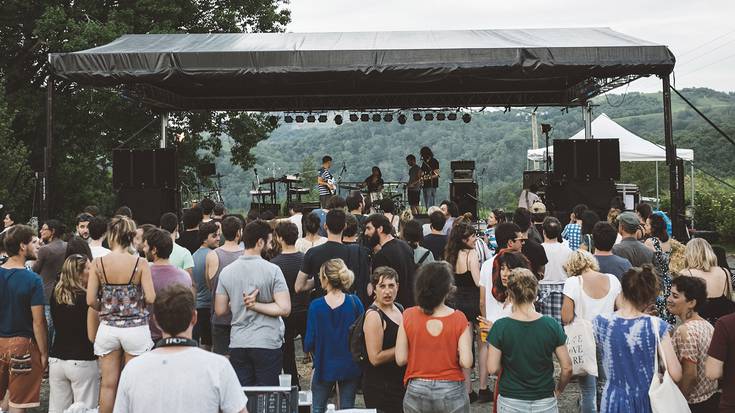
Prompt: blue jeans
<box><xmin>497</xmin><ymin>395</ymin><xmax>558</xmax><ymax>413</ymax></box>
<box><xmin>45</xmin><ymin>305</ymin><xmax>55</xmax><ymax>349</ymax></box>
<box><xmin>229</xmin><ymin>347</ymin><xmax>282</xmax><ymax>386</ymax></box>
<box><xmin>422</xmin><ymin>187</ymin><xmax>437</xmax><ymax>209</ymax></box>
<box><xmin>403</xmin><ymin>379</ymin><xmax>469</xmax><ymax>413</ymax></box>
<box><xmin>311</xmin><ymin>376</ymin><xmax>360</xmax><ymax>413</ymax></box>
<box><xmin>579</xmin><ymin>374</ymin><xmax>597</xmax><ymax>413</ymax></box>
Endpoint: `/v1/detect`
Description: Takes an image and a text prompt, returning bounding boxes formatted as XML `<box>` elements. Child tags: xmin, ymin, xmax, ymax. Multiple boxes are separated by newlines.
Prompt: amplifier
<box><xmin>450</xmin><ymin>160</ymin><xmax>475</xmax><ymax>171</ymax></box>
<box><xmin>452</xmin><ymin>169</ymin><xmax>474</xmax><ymax>181</ymax></box>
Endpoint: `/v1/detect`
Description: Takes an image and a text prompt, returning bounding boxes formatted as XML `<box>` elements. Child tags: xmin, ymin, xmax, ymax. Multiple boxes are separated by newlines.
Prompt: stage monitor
<box><xmin>553</xmin><ymin>139</ymin><xmax>620</xmax><ymax>180</ymax></box>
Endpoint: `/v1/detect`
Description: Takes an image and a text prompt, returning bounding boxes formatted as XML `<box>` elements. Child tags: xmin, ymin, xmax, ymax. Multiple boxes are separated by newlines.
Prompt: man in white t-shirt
<box><xmin>114</xmin><ymin>284</ymin><xmax>248</xmax><ymax>413</ymax></box>
<box><xmin>88</xmin><ymin>216</ymin><xmax>110</xmax><ymax>259</ymax></box>
<box><xmin>540</xmin><ymin>217</ymin><xmax>573</xmax><ymax>283</ymax></box>
<box><xmin>287</xmin><ymin>203</ymin><xmax>304</xmax><ymax>238</ymax></box>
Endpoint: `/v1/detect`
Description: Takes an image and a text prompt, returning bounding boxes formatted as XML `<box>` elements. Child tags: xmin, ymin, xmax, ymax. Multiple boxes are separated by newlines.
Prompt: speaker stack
<box><xmin>113</xmin><ymin>149</ymin><xmax>180</xmax><ymax>225</ymax></box>
<box><xmin>449</xmin><ymin>160</ymin><xmax>478</xmax><ymax>219</ymax></box>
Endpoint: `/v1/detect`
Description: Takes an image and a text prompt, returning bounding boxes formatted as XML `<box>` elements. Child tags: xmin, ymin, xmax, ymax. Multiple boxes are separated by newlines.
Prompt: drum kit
<box><xmin>338</xmin><ymin>181</ymin><xmax>408</xmax><ymax>213</ymax></box>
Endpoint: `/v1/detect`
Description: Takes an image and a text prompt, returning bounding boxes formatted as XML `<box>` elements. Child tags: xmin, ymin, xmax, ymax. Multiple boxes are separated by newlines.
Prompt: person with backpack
<box><xmin>401</xmin><ymin>219</ymin><xmax>435</xmax><ymax>269</ymax></box>
<box><xmin>362</xmin><ymin>266</ymin><xmax>405</xmax><ymax>413</ymax></box>
<box><xmin>304</xmin><ymin>258</ymin><xmax>364</xmax><ymax>413</ymax></box>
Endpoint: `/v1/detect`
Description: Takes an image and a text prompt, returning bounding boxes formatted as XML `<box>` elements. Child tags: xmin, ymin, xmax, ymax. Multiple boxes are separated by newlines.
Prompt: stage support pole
<box><xmin>42</xmin><ymin>76</ymin><xmax>54</xmax><ymax>222</ymax></box>
<box><xmin>662</xmin><ymin>75</ymin><xmax>685</xmax><ymax>239</ymax></box>
<box><xmin>583</xmin><ymin>102</ymin><xmax>593</xmax><ymax>139</ymax></box>
<box><xmin>160</xmin><ymin>112</ymin><xmax>169</xmax><ymax>149</ymax></box>
<box><xmin>691</xmin><ymin>161</ymin><xmax>695</xmax><ymax>229</ymax></box>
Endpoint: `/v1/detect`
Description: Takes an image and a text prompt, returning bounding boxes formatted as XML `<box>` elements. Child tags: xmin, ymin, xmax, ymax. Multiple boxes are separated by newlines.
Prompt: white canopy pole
<box><xmin>584</xmin><ymin>104</ymin><xmax>593</xmax><ymax>139</ymax></box>
<box><xmin>655</xmin><ymin>161</ymin><xmax>660</xmax><ymax>210</ymax></box>
<box><xmin>691</xmin><ymin>161</ymin><xmax>695</xmax><ymax>229</ymax></box>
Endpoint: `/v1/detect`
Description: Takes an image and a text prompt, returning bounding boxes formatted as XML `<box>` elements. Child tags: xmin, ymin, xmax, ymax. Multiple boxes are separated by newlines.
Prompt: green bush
<box><xmin>694</xmin><ymin>182</ymin><xmax>735</xmax><ymax>240</ymax></box>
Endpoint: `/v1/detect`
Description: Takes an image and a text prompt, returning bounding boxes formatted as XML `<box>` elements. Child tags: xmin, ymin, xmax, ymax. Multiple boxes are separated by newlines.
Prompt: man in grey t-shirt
<box><xmin>611</xmin><ymin>212</ymin><xmax>653</xmax><ymax>267</ymax></box>
<box><xmin>215</xmin><ymin>220</ymin><xmax>291</xmax><ymax>386</ymax></box>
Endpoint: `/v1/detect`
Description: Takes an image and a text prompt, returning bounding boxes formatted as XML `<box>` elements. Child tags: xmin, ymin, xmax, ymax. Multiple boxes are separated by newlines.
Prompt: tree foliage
<box><xmin>0</xmin><ymin>0</ymin><xmax>289</xmax><ymax>223</ymax></box>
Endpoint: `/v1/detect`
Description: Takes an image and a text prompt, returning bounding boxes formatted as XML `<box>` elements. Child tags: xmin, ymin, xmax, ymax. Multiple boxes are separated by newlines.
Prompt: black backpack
<box><xmin>348</xmin><ymin>301</ymin><xmax>404</xmax><ymax>365</ymax></box>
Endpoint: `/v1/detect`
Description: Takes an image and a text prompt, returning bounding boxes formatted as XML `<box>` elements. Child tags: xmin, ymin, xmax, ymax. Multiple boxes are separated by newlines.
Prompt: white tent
<box><xmin>526</xmin><ymin>113</ymin><xmax>695</xmax><ymax>223</ymax></box>
<box><xmin>526</xmin><ymin>113</ymin><xmax>693</xmax><ymax>162</ymax></box>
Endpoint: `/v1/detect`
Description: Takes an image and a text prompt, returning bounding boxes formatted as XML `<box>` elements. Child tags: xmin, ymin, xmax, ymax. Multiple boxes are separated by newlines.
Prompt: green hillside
<box><xmin>213</xmin><ymin>87</ymin><xmax>735</xmax><ymax>213</ymax></box>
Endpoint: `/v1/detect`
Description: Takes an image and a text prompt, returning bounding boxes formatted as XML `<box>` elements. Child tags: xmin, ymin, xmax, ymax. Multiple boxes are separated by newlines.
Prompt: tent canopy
<box><xmin>48</xmin><ymin>28</ymin><xmax>675</xmax><ymax>111</ymax></box>
<box><xmin>527</xmin><ymin>113</ymin><xmax>693</xmax><ymax>162</ymax></box>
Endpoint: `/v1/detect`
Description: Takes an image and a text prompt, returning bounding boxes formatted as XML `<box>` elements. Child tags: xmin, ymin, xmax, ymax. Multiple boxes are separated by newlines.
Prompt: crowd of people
<box><xmin>1</xmin><ymin>195</ymin><xmax>735</xmax><ymax>413</ymax></box>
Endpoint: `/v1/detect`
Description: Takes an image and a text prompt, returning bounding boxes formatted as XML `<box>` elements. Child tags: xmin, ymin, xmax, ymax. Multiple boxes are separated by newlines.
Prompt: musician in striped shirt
<box><xmin>317</xmin><ymin>156</ymin><xmax>335</xmax><ymax>208</ymax></box>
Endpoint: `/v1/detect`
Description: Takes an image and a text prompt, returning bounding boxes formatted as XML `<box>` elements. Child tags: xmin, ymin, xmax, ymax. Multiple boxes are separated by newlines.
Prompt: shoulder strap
<box><xmin>577</xmin><ymin>276</ymin><xmax>586</xmax><ymax>320</ymax></box>
<box><xmin>418</xmin><ymin>250</ymin><xmax>431</xmax><ymax>265</ymax></box>
<box><xmin>128</xmin><ymin>257</ymin><xmax>140</xmax><ymax>284</ymax></box>
<box><xmin>722</xmin><ymin>267</ymin><xmax>732</xmax><ymax>298</ymax></box>
<box><xmin>99</xmin><ymin>257</ymin><xmax>109</xmax><ymax>284</ymax></box>
<box><xmin>651</xmin><ymin>316</ymin><xmax>667</xmax><ymax>372</ymax></box>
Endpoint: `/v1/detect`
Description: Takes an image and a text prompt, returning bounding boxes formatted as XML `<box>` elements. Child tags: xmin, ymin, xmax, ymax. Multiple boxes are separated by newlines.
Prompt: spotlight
<box><xmin>383</xmin><ymin>114</ymin><xmax>393</xmax><ymax>122</ymax></box>
<box><xmin>334</xmin><ymin>115</ymin><xmax>343</xmax><ymax>125</ymax></box>
<box><xmin>318</xmin><ymin>115</ymin><xmax>328</xmax><ymax>123</ymax></box>
<box><xmin>307</xmin><ymin>115</ymin><xmax>316</xmax><ymax>123</ymax></box>
<box><xmin>295</xmin><ymin>115</ymin><xmax>305</xmax><ymax>123</ymax></box>
<box><xmin>361</xmin><ymin>113</ymin><xmax>370</xmax><ymax>122</ymax></box>
<box><xmin>398</xmin><ymin>114</ymin><xmax>407</xmax><ymax>125</ymax></box>
<box><xmin>267</xmin><ymin>115</ymin><xmax>279</xmax><ymax>127</ymax></box>
<box><xmin>413</xmin><ymin>113</ymin><xmax>422</xmax><ymax>121</ymax></box>
<box><xmin>284</xmin><ymin>115</ymin><xmax>294</xmax><ymax>123</ymax></box>
<box><xmin>372</xmin><ymin>113</ymin><xmax>381</xmax><ymax>122</ymax></box>
<box><xmin>424</xmin><ymin>113</ymin><xmax>434</xmax><ymax>121</ymax></box>
<box><xmin>541</xmin><ymin>123</ymin><xmax>552</xmax><ymax>134</ymax></box>
<box><xmin>350</xmin><ymin>114</ymin><xmax>359</xmax><ymax>122</ymax></box>
<box><xmin>462</xmin><ymin>113</ymin><xmax>471</xmax><ymax>123</ymax></box>
<box><xmin>447</xmin><ymin>113</ymin><xmax>458</xmax><ymax>121</ymax></box>
<box><xmin>436</xmin><ymin>113</ymin><xmax>446</xmax><ymax>121</ymax></box>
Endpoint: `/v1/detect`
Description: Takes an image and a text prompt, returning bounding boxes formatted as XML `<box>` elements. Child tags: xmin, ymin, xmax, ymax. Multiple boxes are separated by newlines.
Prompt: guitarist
<box><xmin>406</xmin><ymin>154</ymin><xmax>422</xmax><ymax>215</ymax></box>
<box><xmin>419</xmin><ymin>146</ymin><xmax>440</xmax><ymax>209</ymax></box>
<box><xmin>317</xmin><ymin>155</ymin><xmax>336</xmax><ymax>208</ymax></box>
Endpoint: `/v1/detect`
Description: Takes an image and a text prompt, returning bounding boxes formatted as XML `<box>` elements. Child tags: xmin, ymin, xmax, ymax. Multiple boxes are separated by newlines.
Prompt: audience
<box><xmin>706</xmin><ymin>312</ymin><xmax>735</xmax><ymax>412</ymax></box>
<box><xmin>295</xmin><ymin>212</ymin><xmax>327</xmax><ymax>254</ymax></box>
<box><xmin>401</xmin><ymin>219</ymin><xmax>435</xmax><ymax>267</ymax></box>
<box><xmin>579</xmin><ymin>210</ymin><xmax>601</xmax><ymax>252</ymax></box>
<box><xmin>160</xmin><ymin>212</ymin><xmax>195</xmax><ymax>280</ymax></box>
<box><xmin>562</xmin><ymin>204</ymin><xmax>588</xmax><ymax>250</ymax></box>
<box><xmin>88</xmin><ymin>215</ymin><xmax>111</xmax><ymax>258</ymax></box>
<box><xmin>592</xmin><ymin>221</ymin><xmax>632</xmax><ymax>280</ymax></box>
<box><xmin>365</xmin><ymin>213</ymin><xmax>416</xmax><ymax>308</ymax></box>
<box><xmin>682</xmin><ymin>238</ymin><xmax>735</xmax><ymax>326</ymax></box>
<box><xmin>644</xmin><ymin>213</ymin><xmax>675</xmax><ymax>323</ymax></box>
<box><xmin>191</xmin><ymin>221</ymin><xmax>219</xmax><ymax>350</ymax></box>
<box><xmin>421</xmin><ymin>210</ymin><xmax>448</xmax><ymax>260</ymax></box>
<box><xmin>612</xmin><ymin>211</ymin><xmax>654</xmax><ymax>267</ymax></box>
<box><xmin>177</xmin><ymin>207</ymin><xmax>204</xmax><ymax>254</ymax></box>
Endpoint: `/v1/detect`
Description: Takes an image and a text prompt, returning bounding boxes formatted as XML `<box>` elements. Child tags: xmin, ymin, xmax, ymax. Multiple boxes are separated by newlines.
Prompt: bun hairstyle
<box><xmin>107</xmin><ymin>215</ymin><xmax>137</xmax><ymax>249</ymax></box>
<box><xmin>506</xmin><ymin>268</ymin><xmax>538</xmax><ymax>305</ymax></box>
<box><xmin>319</xmin><ymin>258</ymin><xmax>354</xmax><ymax>291</ymax></box>
<box><xmin>621</xmin><ymin>264</ymin><xmax>660</xmax><ymax>311</ymax></box>
<box><xmin>563</xmin><ymin>250</ymin><xmax>599</xmax><ymax>277</ymax></box>
<box><xmin>414</xmin><ymin>261</ymin><xmax>455</xmax><ymax>315</ymax></box>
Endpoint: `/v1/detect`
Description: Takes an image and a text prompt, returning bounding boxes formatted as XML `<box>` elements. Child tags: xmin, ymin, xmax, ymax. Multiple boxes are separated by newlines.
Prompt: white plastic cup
<box><xmin>278</xmin><ymin>374</ymin><xmax>291</xmax><ymax>388</ymax></box>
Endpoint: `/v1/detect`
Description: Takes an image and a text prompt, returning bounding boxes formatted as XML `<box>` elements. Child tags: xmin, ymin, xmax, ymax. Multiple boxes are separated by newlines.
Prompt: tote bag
<box><xmin>563</xmin><ymin>276</ymin><xmax>598</xmax><ymax>376</ymax></box>
<box><xmin>648</xmin><ymin>317</ymin><xmax>690</xmax><ymax>413</ymax></box>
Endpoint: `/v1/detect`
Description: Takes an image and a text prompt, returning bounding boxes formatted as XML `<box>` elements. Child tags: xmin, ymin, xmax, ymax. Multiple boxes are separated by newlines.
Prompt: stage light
<box><xmin>447</xmin><ymin>113</ymin><xmax>458</xmax><ymax>121</ymax></box>
<box><xmin>334</xmin><ymin>115</ymin><xmax>343</xmax><ymax>125</ymax></box>
<box><xmin>372</xmin><ymin>113</ymin><xmax>381</xmax><ymax>122</ymax></box>
<box><xmin>284</xmin><ymin>115</ymin><xmax>294</xmax><ymax>123</ymax></box>
<box><xmin>318</xmin><ymin>115</ymin><xmax>328</xmax><ymax>123</ymax></box>
<box><xmin>436</xmin><ymin>113</ymin><xmax>446</xmax><ymax>121</ymax></box>
<box><xmin>424</xmin><ymin>113</ymin><xmax>434</xmax><ymax>121</ymax></box>
<box><xmin>413</xmin><ymin>113</ymin><xmax>422</xmax><ymax>121</ymax></box>
<box><xmin>267</xmin><ymin>115</ymin><xmax>279</xmax><ymax>127</ymax></box>
<box><xmin>295</xmin><ymin>115</ymin><xmax>305</xmax><ymax>123</ymax></box>
<box><xmin>383</xmin><ymin>114</ymin><xmax>393</xmax><ymax>122</ymax></box>
<box><xmin>462</xmin><ymin>113</ymin><xmax>471</xmax><ymax>123</ymax></box>
<box><xmin>350</xmin><ymin>114</ymin><xmax>359</xmax><ymax>122</ymax></box>
<box><xmin>398</xmin><ymin>114</ymin><xmax>407</xmax><ymax>125</ymax></box>
<box><xmin>361</xmin><ymin>113</ymin><xmax>370</xmax><ymax>122</ymax></box>
<box><xmin>307</xmin><ymin>115</ymin><xmax>316</xmax><ymax>123</ymax></box>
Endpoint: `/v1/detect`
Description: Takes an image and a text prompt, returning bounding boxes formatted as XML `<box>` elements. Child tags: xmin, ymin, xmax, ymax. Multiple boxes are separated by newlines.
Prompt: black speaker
<box><xmin>249</xmin><ymin>203</ymin><xmax>280</xmax><ymax>218</ymax></box>
<box><xmin>523</xmin><ymin>171</ymin><xmax>547</xmax><ymax>190</ymax></box>
<box><xmin>113</xmin><ymin>149</ymin><xmax>178</xmax><ymax>190</ymax></box>
<box><xmin>545</xmin><ymin>178</ymin><xmax>617</xmax><ymax>221</ymax></box>
<box><xmin>553</xmin><ymin>139</ymin><xmax>620</xmax><ymax>180</ymax></box>
<box><xmin>450</xmin><ymin>182</ymin><xmax>478</xmax><ymax>219</ymax></box>
<box><xmin>118</xmin><ymin>188</ymin><xmax>179</xmax><ymax>225</ymax></box>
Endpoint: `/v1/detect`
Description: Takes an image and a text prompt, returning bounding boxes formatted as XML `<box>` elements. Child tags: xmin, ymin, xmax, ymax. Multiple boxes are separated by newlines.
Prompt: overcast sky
<box><xmin>287</xmin><ymin>0</ymin><xmax>735</xmax><ymax>94</ymax></box>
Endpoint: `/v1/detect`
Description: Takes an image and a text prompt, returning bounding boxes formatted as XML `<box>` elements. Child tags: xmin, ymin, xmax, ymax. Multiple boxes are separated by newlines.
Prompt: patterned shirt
<box><xmin>317</xmin><ymin>167</ymin><xmax>333</xmax><ymax>196</ymax></box>
<box><xmin>562</xmin><ymin>223</ymin><xmax>582</xmax><ymax>251</ymax></box>
<box><xmin>672</xmin><ymin>319</ymin><xmax>718</xmax><ymax>404</ymax></box>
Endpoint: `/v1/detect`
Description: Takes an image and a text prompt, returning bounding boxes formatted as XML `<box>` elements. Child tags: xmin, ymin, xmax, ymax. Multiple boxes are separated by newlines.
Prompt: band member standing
<box><xmin>406</xmin><ymin>155</ymin><xmax>422</xmax><ymax>215</ymax></box>
<box><xmin>420</xmin><ymin>146</ymin><xmax>440</xmax><ymax>209</ymax></box>
<box><xmin>317</xmin><ymin>156</ymin><xmax>335</xmax><ymax>208</ymax></box>
<box><xmin>361</xmin><ymin>166</ymin><xmax>384</xmax><ymax>204</ymax></box>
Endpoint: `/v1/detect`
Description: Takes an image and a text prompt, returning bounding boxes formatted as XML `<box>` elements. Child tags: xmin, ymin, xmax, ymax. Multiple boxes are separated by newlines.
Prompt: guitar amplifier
<box><xmin>452</xmin><ymin>169</ymin><xmax>474</xmax><ymax>181</ymax></box>
<box><xmin>451</xmin><ymin>160</ymin><xmax>475</xmax><ymax>171</ymax></box>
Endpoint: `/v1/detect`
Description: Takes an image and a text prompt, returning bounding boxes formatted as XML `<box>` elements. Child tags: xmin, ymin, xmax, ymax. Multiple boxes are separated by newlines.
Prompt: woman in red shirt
<box><xmin>396</xmin><ymin>262</ymin><xmax>473</xmax><ymax>413</ymax></box>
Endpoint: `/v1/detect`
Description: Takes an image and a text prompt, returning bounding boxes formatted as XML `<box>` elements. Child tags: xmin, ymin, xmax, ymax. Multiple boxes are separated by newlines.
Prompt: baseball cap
<box><xmin>530</xmin><ymin>202</ymin><xmax>547</xmax><ymax>214</ymax></box>
<box><xmin>617</xmin><ymin>211</ymin><xmax>640</xmax><ymax>231</ymax></box>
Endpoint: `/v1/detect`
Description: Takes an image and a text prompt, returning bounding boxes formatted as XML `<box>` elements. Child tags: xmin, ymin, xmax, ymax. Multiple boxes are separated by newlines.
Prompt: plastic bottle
<box><xmin>326</xmin><ymin>403</ymin><xmax>336</xmax><ymax>413</ymax></box>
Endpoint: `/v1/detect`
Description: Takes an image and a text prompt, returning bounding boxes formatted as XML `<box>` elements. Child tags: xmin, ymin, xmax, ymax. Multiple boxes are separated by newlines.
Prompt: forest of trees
<box><xmin>213</xmin><ymin>87</ymin><xmax>735</xmax><ymax>215</ymax></box>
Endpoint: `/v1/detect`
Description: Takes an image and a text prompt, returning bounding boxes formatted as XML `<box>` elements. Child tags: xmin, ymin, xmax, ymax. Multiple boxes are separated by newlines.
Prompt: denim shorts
<box><xmin>403</xmin><ymin>379</ymin><xmax>469</xmax><ymax>413</ymax></box>
<box><xmin>497</xmin><ymin>395</ymin><xmax>558</xmax><ymax>413</ymax></box>
<box><xmin>93</xmin><ymin>324</ymin><xmax>152</xmax><ymax>356</ymax></box>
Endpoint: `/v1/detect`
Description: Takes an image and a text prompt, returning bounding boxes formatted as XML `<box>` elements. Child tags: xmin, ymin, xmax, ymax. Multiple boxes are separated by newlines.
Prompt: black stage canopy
<box><xmin>49</xmin><ymin>28</ymin><xmax>675</xmax><ymax>111</ymax></box>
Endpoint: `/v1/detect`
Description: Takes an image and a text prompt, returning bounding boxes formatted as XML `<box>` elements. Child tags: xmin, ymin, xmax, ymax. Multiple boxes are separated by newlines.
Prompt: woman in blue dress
<box><xmin>593</xmin><ymin>264</ymin><xmax>683</xmax><ymax>413</ymax></box>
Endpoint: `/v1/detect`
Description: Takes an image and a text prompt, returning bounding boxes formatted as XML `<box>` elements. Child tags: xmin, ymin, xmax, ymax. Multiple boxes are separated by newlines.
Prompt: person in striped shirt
<box><xmin>317</xmin><ymin>156</ymin><xmax>335</xmax><ymax>208</ymax></box>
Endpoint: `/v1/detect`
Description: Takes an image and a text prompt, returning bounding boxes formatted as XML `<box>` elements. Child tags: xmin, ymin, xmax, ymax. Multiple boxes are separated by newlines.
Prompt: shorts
<box><xmin>94</xmin><ymin>323</ymin><xmax>153</xmax><ymax>356</ymax></box>
<box><xmin>408</xmin><ymin>190</ymin><xmax>420</xmax><ymax>207</ymax></box>
<box><xmin>0</xmin><ymin>337</ymin><xmax>43</xmax><ymax>409</ymax></box>
<box><xmin>193</xmin><ymin>308</ymin><xmax>213</xmax><ymax>346</ymax></box>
